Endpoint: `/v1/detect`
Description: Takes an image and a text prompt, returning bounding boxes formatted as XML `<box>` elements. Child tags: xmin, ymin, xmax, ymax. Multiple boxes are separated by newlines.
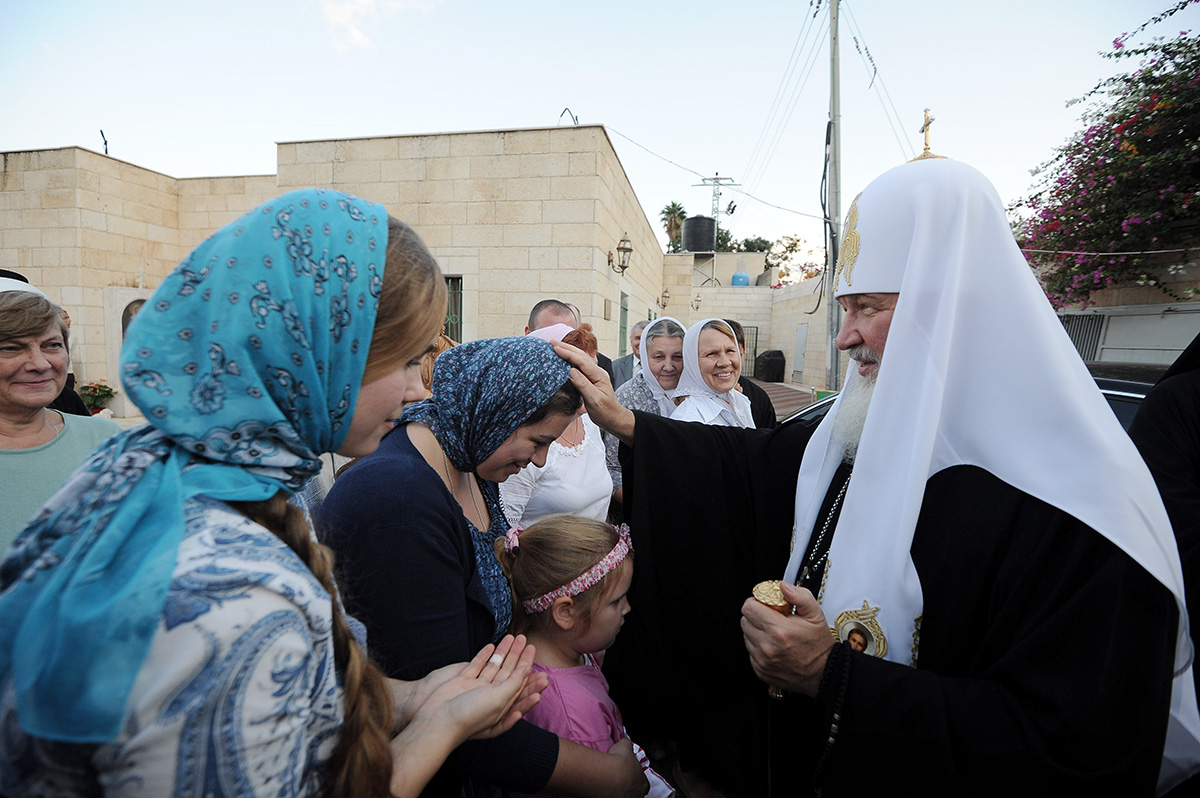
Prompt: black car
<box><xmin>1085</xmin><ymin>361</ymin><xmax>1167</xmax><ymax>430</ymax></box>
<box><xmin>780</xmin><ymin>361</ymin><xmax>1167</xmax><ymax>431</ymax></box>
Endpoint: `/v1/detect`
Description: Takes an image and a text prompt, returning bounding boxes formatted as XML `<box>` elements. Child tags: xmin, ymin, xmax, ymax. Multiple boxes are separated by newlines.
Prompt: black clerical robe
<box><xmin>1130</xmin><ymin>368</ymin><xmax>1200</xmax><ymax>701</ymax></box>
<box><xmin>607</xmin><ymin>411</ymin><xmax>1176</xmax><ymax>797</ymax></box>
<box><xmin>738</xmin><ymin>375</ymin><xmax>777</xmax><ymax>429</ymax></box>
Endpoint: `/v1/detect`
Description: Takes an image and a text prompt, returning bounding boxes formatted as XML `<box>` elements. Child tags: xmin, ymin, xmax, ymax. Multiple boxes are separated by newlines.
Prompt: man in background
<box><xmin>611</xmin><ymin>320</ymin><xmax>648</xmax><ymax>389</ymax></box>
<box><xmin>528</xmin><ymin>299</ymin><xmax>614</xmax><ymax>383</ymax></box>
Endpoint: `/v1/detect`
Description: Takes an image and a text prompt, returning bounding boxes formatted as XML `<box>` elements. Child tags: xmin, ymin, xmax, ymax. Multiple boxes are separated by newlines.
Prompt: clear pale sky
<box><xmin>3</xmin><ymin>0</ymin><xmax>1195</xmax><ymax>258</ymax></box>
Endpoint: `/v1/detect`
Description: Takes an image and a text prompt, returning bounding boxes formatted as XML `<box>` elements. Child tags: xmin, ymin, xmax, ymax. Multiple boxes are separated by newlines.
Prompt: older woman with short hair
<box><xmin>0</xmin><ymin>285</ymin><xmax>121</xmax><ymax>553</ymax></box>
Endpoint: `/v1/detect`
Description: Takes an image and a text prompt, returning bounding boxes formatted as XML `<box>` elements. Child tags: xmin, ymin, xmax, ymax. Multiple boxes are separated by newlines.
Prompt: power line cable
<box><xmin>741</xmin><ymin>5</ymin><xmax>823</xmax><ymax>192</ymax></box>
<box><xmin>751</xmin><ymin>13</ymin><xmax>830</xmax><ymax>194</ymax></box>
<box><xmin>848</xmin><ymin>38</ymin><xmax>909</xmax><ymax>160</ymax></box>
<box><xmin>606</xmin><ymin>127</ymin><xmax>707</xmax><ymax>181</ymax></box>
<box><xmin>842</xmin><ymin>1</ymin><xmax>916</xmax><ymax>160</ymax></box>
<box><xmin>724</xmin><ymin>185</ymin><xmax>833</xmax><ymax>222</ymax></box>
<box><xmin>607</xmin><ymin>126</ymin><xmax>833</xmax><ymax>224</ymax></box>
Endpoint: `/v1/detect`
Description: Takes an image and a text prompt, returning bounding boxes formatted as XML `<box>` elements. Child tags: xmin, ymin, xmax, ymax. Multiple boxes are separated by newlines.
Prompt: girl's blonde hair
<box><xmin>494</xmin><ymin>514</ymin><xmax>630</xmax><ymax>635</ymax></box>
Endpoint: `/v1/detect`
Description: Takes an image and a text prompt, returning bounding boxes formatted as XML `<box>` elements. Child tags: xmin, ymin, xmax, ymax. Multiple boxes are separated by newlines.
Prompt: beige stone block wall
<box><xmin>177</xmin><ymin>175</ymin><xmax>281</xmax><ymax>251</ymax></box>
<box><xmin>768</xmin><ymin>276</ymin><xmax>847</xmax><ymax>391</ymax></box>
<box><xmin>696</xmin><ymin>251</ymin><xmax>773</xmax><ymax>287</ymax></box>
<box><xmin>2</xmin><ymin>148</ymin><xmax>289</xmax><ymax>414</ymax></box>
<box><xmin>277</xmin><ymin>126</ymin><xmax>664</xmax><ymax>353</ymax></box>
<box><xmin>1</xmin><ymin>148</ymin><xmax>182</xmax><ymax>393</ymax></box>
<box><xmin>5</xmin><ymin>126</ymin><xmax>677</xmax><ymax>408</ymax></box>
<box><xmin>591</xmin><ymin>131</ymin><xmax>666</xmax><ymax>350</ymax></box>
<box><xmin>677</xmin><ymin>285</ymin><xmax>775</xmax><ymax>368</ymax></box>
<box><xmin>658</xmin><ymin>254</ymin><xmax>703</xmax><ymax>319</ymax></box>
<box><xmin>71</xmin><ymin>150</ymin><xmax>182</xmax><ymax>393</ymax></box>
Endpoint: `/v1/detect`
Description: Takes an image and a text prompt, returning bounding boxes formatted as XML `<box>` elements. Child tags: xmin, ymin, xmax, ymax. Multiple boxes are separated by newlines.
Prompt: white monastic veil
<box><xmin>780</xmin><ymin>158</ymin><xmax>1200</xmax><ymax>790</ymax></box>
<box><xmin>638</xmin><ymin>316</ymin><xmax>686</xmax><ymax>417</ymax></box>
<box><xmin>674</xmin><ymin>318</ymin><xmax>755</xmax><ymax>428</ymax></box>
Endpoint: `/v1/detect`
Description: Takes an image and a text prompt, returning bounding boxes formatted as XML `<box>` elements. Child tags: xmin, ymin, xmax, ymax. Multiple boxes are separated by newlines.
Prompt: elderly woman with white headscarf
<box><xmin>604</xmin><ymin>316</ymin><xmax>686</xmax><ymax>506</ymax></box>
<box><xmin>671</xmin><ymin>318</ymin><xmax>755</xmax><ymax>428</ymax></box>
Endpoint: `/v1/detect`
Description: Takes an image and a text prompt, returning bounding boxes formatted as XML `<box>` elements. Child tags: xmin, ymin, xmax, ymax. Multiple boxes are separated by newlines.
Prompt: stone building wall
<box><xmin>177</xmin><ymin>175</ymin><xmax>281</xmax><ymax>250</ymax></box>
<box><xmin>3</xmin><ymin>130</ymin><xmax>828</xmax><ymax>423</ymax></box>
<box><xmin>1</xmin><ymin>148</ymin><xmax>184</xmax><ymax>390</ymax></box>
<box><xmin>768</xmin><ymin>276</ymin><xmax>846</xmax><ymax>392</ymax></box>
<box><xmin>275</xmin><ymin>126</ymin><xmax>664</xmax><ymax>350</ymax></box>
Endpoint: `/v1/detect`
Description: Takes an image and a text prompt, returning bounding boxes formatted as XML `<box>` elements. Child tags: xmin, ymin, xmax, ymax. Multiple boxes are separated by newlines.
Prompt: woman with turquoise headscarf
<box><xmin>0</xmin><ymin>189</ymin><xmax>545</xmax><ymax>798</ymax></box>
<box><xmin>319</xmin><ymin>336</ymin><xmax>649</xmax><ymax>797</ymax></box>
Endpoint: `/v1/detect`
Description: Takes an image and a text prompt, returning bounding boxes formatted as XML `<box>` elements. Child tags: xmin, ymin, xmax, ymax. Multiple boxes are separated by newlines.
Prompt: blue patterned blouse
<box><xmin>0</xmin><ymin>496</ymin><xmax>342</xmax><ymax>797</ymax></box>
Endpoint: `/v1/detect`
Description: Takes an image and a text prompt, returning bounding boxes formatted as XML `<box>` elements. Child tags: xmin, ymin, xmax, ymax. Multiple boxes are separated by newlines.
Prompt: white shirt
<box><xmin>500</xmin><ymin>414</ymin><xmax>613</xmax><ymax>526</ymax></box>
<box><xmin>672</xmin><ymin>393</ymin><xmax>755</xmax><ymax>428</ymax></box>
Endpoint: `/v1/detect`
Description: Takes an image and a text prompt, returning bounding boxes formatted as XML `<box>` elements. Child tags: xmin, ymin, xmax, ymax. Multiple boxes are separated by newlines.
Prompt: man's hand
<box><xmin>552</xmin><ymin>340</ymin><xmax>636</xmax><ymax>445</ymax></box>
<box><xmin>740</xmin><ymin>581</ymin><xmax>835</xmax><ymax>697</ymax></box>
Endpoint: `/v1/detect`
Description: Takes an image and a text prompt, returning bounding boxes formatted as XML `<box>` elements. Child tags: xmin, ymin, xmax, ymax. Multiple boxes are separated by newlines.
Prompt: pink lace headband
<box><xmin>521</xmin><ymin>524</ymin><xmax>633</xmax><ymax>614</ymax></box>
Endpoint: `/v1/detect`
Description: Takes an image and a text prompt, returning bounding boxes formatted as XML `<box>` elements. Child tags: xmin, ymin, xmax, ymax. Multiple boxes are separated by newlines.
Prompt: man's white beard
<box><xmin>829</xmin><ymin>349</ymin><xmax>878</xmax><ymax>464</ymax></box>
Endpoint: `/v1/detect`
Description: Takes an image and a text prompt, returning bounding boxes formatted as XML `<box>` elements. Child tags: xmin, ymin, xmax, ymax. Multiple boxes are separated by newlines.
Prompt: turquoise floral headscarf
<box><xmin>0</xmin><ymin>188</ymin><xmax>388</xmax><ymax>742</ymax></box>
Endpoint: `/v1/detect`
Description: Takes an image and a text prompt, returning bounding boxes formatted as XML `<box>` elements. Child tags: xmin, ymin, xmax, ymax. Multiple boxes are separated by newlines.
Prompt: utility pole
<box><xmin>692</xmin><ymin>174</ymin><xmax>740</xmax><ymax>250</ymax></box>
<box><xmin>826</xmin><ymin>0</ymin><xmax>843</xmax><ymax>391</ymax></box>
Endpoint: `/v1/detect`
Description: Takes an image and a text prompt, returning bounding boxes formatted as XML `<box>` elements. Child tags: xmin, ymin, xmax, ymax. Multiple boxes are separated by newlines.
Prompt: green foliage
<box><xmin>767</xmin><ymin>235</ymin><xmax>822</xmax><ymax>282</ymax></box>
<box><xmin>660</xmin><ymin>201</ymin><xmax>687</xmax><ymax>253</ymax></box>
<box><xmin>1012</xmin><ymin>1</ymin><xmax>1200</xmax><ymax>308</ymax></box>
<box><xmin>740</xmin><ymin>236</ymin><xmax>773</xmax><ymax>252</ymax></box>
<box><xmin>79</xmin><ymin>380</ymin><xmax>116</xmax><ymax>411</ymax></box>
<box><xmin>716</xmin><ymin>227</ymin><xmax>734</xmax><ymax>252</ymax></box>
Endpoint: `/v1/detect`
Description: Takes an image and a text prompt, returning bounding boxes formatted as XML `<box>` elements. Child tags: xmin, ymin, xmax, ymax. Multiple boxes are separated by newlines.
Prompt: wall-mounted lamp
<box><xmin>608</xmin><ymin>233</ymin><xmax>633</xmax><ymax>274</ymax></box>
<box><xmin>691</xmin><ymin>294</ymin><xmax>702</xmax><ymax>311</ymax></box>
<box><xmin>656</xmin><ymin>288</ymin><xmax>671</xmax><ymax>309</ymax></box>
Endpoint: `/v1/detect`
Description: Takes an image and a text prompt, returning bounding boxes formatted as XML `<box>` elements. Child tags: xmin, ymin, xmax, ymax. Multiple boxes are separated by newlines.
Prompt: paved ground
<box><xmin>749</xmin><ymin>377</ymin><xmax>818</xmax><ymax>420</ymax></box>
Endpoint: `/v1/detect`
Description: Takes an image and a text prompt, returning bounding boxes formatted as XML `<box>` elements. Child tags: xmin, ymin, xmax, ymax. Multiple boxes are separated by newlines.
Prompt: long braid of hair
<box><xmin>232</xmin><ymin>492</ymin><xmax>394</xmax><ymax>798</ymax></box>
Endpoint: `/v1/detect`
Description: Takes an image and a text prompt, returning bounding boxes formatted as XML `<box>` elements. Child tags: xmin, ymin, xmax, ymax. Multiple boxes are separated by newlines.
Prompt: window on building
<box><xmin>618</xmin><ymin>292</ymin><xmax>629</xmax><ymax>357</ymax></box>
<box><xmin>445</xmin><ymin>276</ymin><xmax>462</xmax><ymax>341</ymax></box>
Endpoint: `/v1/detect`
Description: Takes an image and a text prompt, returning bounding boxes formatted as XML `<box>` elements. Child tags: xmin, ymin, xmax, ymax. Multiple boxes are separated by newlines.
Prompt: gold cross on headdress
<box><xmin>912</xmin><ymin>108</ymin><xmax>947</xmax><ymax>161</ymax></box>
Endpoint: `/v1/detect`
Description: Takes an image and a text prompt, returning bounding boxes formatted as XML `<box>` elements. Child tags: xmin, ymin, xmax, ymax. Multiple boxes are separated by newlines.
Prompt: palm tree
<box><xmin>660</xmin><ymin>202</ymin><xmax>687</xmax><ymax>253</ymax></box>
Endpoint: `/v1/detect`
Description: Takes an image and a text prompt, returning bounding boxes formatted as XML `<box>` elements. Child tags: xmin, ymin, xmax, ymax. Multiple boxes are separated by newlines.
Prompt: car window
<box><xmin>1103</xmin><ymin>395</ymin><xmax>1142</xmax><ymax>431</ymax></box>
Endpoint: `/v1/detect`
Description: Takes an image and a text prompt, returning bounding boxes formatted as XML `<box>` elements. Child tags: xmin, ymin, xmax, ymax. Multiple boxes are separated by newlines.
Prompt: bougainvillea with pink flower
<box><xmin>1011</xmin><ymin>0</ymin><xmax>1200</xmax><ymax>308</ymax></box>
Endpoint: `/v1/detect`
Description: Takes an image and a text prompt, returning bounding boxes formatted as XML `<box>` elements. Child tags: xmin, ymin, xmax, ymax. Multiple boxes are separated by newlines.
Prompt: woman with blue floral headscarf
<box><xmin>0</xmin><ymin>189</ymin><xmax>545</xmax><ymax>798</ymax></box>
<box><xmin>319</xmin><ymin>337</ymin><xmax>649</xmax><ymax>797</ymax></box>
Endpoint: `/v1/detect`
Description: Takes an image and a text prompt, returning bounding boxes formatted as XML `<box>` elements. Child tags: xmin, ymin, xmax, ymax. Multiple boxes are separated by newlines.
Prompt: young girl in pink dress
<box><xmin>495</xmin><ymin>515</ymin><xmax>674</xmax><ymax>798</ymax></box>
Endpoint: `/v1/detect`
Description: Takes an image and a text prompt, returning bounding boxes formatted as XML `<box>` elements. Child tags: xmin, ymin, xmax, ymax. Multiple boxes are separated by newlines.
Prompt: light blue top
<box><xmin>0</xmin><ymin>412</ymin><xmax>120</xmax><ymax>553</ymax></box>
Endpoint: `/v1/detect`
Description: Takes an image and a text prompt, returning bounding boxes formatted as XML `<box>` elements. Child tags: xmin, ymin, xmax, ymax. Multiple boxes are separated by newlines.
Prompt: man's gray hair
<box><xmin>630</xmin><ymin>320</ymin><xmax>650</xmax><ymax>340</ymax></box>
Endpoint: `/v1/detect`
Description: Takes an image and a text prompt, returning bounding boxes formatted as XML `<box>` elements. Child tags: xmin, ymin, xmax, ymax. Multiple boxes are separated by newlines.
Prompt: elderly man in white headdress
<box><xmin>555</xmin><ymin>157</ymin><xmax>1200</xmax><ymax>797</ymax></box>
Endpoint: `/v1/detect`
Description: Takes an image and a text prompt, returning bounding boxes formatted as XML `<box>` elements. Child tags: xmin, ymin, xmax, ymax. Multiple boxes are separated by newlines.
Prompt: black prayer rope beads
<box><xmin>812</xmin><ymin>639</ymin><xmax>853</xmax><ymax>792</ymax></box>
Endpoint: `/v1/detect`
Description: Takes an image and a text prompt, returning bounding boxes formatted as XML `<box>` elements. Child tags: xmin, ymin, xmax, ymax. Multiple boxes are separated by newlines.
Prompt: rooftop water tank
<box><xmin>731</xmin><ymin>271</ymin><xmax>750</xmax><ymax>286</ymax></box>
<box><xmin>681</xmin><ymin>216</ymin><xmax>716</xmax><ymax>253</ymax></box>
